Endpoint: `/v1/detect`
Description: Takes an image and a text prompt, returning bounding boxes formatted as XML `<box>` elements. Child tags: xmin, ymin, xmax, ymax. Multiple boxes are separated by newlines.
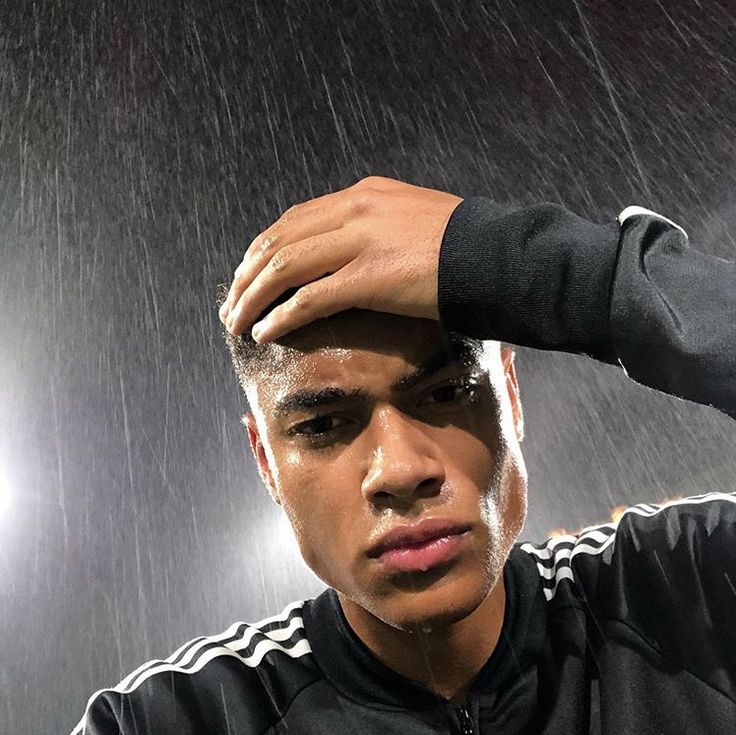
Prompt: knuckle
<box><xmin>292</xmin><ymin>284</ymin><xmax>315</xmax><ymax>310</ymax></box>
<box><xmin>354</xmin><ymin>175</ymin><xmax>380</xmax><ymax>188</ymax></box>
<box><xmin>348</xmin><ymin>191</ymin><xmax>374</xmax><ymax>214</ymax></box>
<box><xmin>269</xmin><ymin>249</ymin><xmax>289</xmax><ymax>274</ymax></box>
<box><xmin>356</xmin><ymin>175</ymin><xmax>394</xmax><ymax>192</ymax></box>
<box><xmin>279</xmin><ymin>202</ymin><xmax>301</xmax><ymax>223</ymax></box>
<box><xmin>255</xmin><ymin>231</ymin><xmax>279</xmax><ymax>259</ymax></box>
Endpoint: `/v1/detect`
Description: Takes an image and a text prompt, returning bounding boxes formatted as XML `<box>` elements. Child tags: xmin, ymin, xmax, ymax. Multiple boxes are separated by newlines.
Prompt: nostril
<box><xmin>417</xmin><ymin>477</ymin><xmax>443</xmax><ymax>496</ymax></box>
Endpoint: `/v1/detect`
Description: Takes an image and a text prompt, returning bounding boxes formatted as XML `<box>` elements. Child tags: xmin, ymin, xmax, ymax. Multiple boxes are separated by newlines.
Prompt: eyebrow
<box><xmin>273</xmin><ymin>341</ymin><xmax>480</xmax><ymax>418</ymax></box>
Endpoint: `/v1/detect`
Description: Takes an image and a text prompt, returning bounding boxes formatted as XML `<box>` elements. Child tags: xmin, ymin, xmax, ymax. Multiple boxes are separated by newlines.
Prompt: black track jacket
<box><xmin>71</xmin><ymin>200</ymin><xmax>736</xmax><ymax>734</ymax></box>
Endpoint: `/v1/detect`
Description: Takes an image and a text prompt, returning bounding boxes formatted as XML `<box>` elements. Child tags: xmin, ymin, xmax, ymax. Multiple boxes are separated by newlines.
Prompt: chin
<box><xmin>379</xmin><ymin>568</ymin><xmax>492</xmax><ymax>633</ymax></box>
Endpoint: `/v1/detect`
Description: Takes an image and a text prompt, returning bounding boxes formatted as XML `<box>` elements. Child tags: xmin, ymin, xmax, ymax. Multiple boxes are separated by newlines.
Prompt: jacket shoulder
<box><xmin>520</xmin><ymin>492</ymin><xmax>736</xmax><ymax>602</ymax></box>
<box><xmin>520</xmin><ymin>493</ymin><xmax>736</xmax><ymax>693</ymax></box>
<box><xmin>71</xmin><ymin>599</ymin><xmax>320</xmax><ymax>735</ymax></box>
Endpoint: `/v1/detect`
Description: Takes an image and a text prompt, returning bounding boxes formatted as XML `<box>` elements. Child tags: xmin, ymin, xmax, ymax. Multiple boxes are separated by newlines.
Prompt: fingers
<box><xmin>220</xmin><ymin>179</ymin><xmax>387</xmax><ymax>323</ymax></box>
<box><xmin>219</xmin><ymin>177</ymin><xmax>403</xmax><ymax>338</ymax></box>
<box><xmin>250</xmin><ymin>270</ymin><xmax>360</xmax><ymax>344</ymax></box>
<box><xmin>225</xmin><ymin>228</ymin><xmax>356</xmax><ymax>336</ymax></box>
<box><xmin>220</xmin><ymin>201</ymin><xmax>342</xmax><ymax>322</ymax></box>
<box><xmin>221</xmin><ymin>193</ymin><xmax>353</xmax><ymax>320</ymax></box>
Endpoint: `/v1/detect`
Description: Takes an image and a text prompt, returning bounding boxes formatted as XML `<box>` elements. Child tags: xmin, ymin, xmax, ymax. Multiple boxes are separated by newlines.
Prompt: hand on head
<box><xmin>219</xmin><ymin>175</ymin><xmax>463</xmax><ymax>343</ymax></box>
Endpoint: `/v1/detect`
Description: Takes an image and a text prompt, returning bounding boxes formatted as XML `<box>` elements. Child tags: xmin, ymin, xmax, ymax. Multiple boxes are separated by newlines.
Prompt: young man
<box><xmin>73</xmin><ymin>177</ymin><xmax>735</xmax><ymax>734</ymax></box>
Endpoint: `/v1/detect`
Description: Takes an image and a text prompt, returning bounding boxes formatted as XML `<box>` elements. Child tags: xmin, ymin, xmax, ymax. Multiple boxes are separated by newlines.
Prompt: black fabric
<box><xmin>74</xmin><ymin>495</ymin><xmax>736</xmax><ymax>734</ymax></box>
<box><xmin>439</xmin><ymin>198</ymin><xmax>736</xmax><ymax>419</ymax></box>
<box><xmin>438</xmin><ymin>198</ymin><xmax>620</xmax><ymax>362</ymax></box>
<box><xmin>303</xmin><ymin>547</ymin><xmax>548</xmax><ymax>728</ymax></box>
<box><xmin>611</xmin><ymin>213</ymin><xmax>736</xmax><ymax>417</ymax></box>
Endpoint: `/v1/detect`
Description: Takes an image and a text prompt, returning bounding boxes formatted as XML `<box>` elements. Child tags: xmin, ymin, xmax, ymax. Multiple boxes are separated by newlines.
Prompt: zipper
<box><xmin>455</xmin><ymin>704</ymin><xmax>475</xmax><ymax>735</ymax></box>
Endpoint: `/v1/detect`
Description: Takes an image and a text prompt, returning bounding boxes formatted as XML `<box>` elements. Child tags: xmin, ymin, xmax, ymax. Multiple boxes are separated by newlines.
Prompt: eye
<box><xmin>288</xmin><ymin>415</ymin><xmax>349</xmax><ymax>437</ymax></box>
<box><xmin>417</xmin><ymin>379</ymin><xmax>479</xmax><ymax>407</ymax></box>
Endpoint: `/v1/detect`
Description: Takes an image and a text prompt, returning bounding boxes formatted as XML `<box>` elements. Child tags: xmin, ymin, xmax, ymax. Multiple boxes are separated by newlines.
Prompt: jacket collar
<box><xmin>302</xmin><ymin>544</ymin><xmax>547</xmax><ymax>711</ymax></box>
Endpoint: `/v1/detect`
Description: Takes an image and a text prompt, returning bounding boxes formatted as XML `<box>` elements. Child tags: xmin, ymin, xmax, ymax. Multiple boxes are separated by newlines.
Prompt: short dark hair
<box><xmin>215</xmin><ymin>283</ymin><xmax>292</xmax><ymax>395</ymax></box>
<box><xmin>216</xmin><ymin>284</ymin><xmax>491</xmax><ymax>399</ymax></box>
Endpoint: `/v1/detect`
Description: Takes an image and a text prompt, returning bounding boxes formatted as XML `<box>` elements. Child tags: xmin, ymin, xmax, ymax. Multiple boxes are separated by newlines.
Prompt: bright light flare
<box><xmin>0</xmin><ymin>467</ymin><xmax>10</xmax><ymax>519</ymax></box>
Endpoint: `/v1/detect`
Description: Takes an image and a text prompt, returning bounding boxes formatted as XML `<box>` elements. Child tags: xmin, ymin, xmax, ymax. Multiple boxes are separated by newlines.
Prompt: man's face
<box><xmin>245</xmin><ymin>311</ymin><xmax>527</xmax><ymax>631</ymax></box>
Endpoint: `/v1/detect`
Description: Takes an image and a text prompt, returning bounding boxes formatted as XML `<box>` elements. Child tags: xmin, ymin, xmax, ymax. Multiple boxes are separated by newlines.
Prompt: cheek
<box><xmin>452</xmin><ymin>413</ymin><xmax>526</xmax><ymax>545</ymax></box>
<box><xmin>480</xmin><ymin>442</ymin><xmax>528</xmax><ymax>555</ymax></box>
<box><xmin>450</xmin><ymin>415</ymin><xmax>503</xmax><ymax>490</ymax></box>
<box><xmin>276</xmin><ymin>452</ymin><xmax>318</xmax><ymax>538</ymax></box>
<box><xmin>275</xmin><ymin>451</ymin><xmax>356</xmax><ymax>577</ymax></box>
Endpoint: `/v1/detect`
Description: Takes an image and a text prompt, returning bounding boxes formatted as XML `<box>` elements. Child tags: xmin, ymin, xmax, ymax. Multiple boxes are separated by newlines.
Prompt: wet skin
<box><xmin>244</xmin><ymin>310</ymin><xmax>527</xmax><ymax>702</ymax></box>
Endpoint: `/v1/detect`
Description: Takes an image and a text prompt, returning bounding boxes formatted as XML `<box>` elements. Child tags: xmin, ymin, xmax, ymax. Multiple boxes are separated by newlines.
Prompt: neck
<box><xmin>338</xmin><ymin>578</ymin><xmax>506</xmax><ymax>704</ymax></box>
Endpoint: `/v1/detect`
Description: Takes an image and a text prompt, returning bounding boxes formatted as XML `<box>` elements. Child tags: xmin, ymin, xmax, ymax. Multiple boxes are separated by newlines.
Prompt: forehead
<box><xmin>249</xmin><ymin>311</ymin><xmax>485</xmax><ymax>405</ymax></box>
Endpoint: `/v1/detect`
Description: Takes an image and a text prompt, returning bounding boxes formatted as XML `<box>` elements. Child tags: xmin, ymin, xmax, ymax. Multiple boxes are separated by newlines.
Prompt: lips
<box><xmin>367</xmin><ymin>518</ymin><xmax>471</xmax><ymax>558</ymax></box>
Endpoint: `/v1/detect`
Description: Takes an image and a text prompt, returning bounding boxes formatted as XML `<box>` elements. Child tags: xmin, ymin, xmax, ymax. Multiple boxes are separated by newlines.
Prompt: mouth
<box><xmin>368</xmin><ymin>519</ymin><xmax>471</xmax><ymax>556</ymax></box>
<box><xmin>371</xmin><ymin>527</ymin><xmax>471</xmax><ymax>573</ymax></box>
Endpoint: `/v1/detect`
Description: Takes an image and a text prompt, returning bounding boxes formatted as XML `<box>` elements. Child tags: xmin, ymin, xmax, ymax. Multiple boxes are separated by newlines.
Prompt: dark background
<box><xmin>1</xmin><ymin>1</ymin><xmax>734</xmax><ymax>732</ymax></box>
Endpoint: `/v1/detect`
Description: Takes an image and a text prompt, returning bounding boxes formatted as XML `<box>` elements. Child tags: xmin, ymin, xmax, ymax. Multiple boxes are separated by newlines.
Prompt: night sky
<box><xmin>0</xmin><ymin>1</ymin><xmax>735</xmax><ymax>732</ymax></box>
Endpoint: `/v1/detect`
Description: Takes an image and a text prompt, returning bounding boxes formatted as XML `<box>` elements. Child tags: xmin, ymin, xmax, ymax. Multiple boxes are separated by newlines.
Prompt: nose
<box><xmin>360</xmin><ymin>406</ymin><xmax>446</xmax><ymax>504</ymax></box>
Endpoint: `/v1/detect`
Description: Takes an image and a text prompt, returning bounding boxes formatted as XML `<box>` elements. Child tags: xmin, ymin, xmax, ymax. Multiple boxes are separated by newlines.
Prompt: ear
<box><xmin>500</xmin><ymin>347</ymin><xmax>524</xmax><ymax>442</ymax></box>
<box><xmin>243</xmin><ymin>413</ymin><xmax>281</xmax><ymax>506</ymax></box>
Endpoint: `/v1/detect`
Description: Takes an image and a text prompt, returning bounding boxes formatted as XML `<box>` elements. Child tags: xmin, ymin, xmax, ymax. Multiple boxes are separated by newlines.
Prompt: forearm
<box><xmin>438</xmin><ymin>197</ymin><xmax>736</xmax><ymax>419</ymax></box>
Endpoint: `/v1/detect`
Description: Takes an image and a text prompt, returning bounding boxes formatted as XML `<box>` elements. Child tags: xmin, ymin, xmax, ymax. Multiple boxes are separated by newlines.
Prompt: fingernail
<box><xmin>219</xmin><ymin>302</ymin><xmax>229</xmax><ymax>321</ymax></box>
<box><xmin>251</xmin><ymin>320</ymin><xmax>265</xmax><ymax>343</ymax></box>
